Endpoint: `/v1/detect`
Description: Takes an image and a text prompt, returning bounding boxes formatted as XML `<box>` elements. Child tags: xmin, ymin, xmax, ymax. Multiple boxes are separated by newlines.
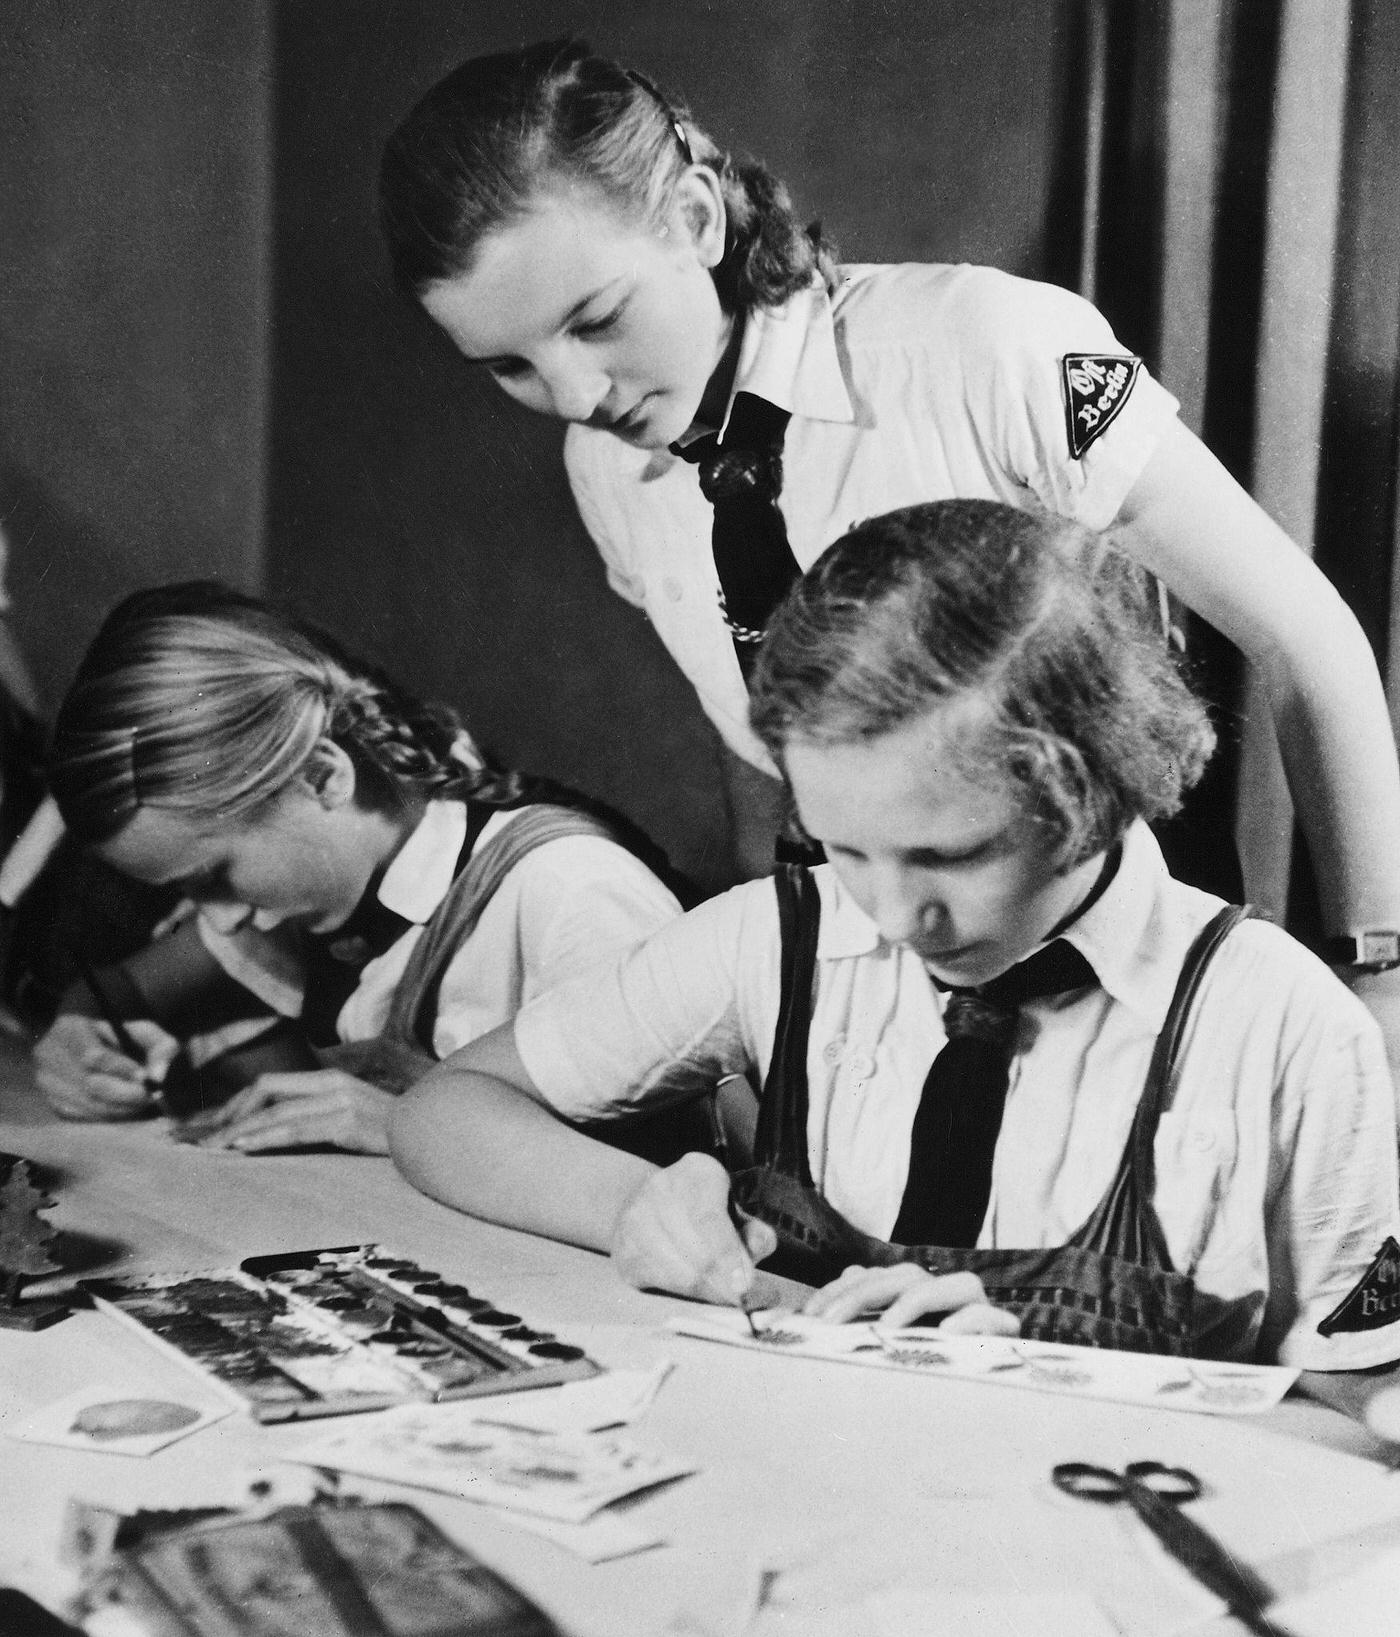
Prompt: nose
<box><xmin>867</xmin><ymin>865</ymin><xmax>944</xmax><ymax>950</ymax></box>
<box><xmin>539</xmin><ymin>353</ymin><xmax>611</xmax><ymax>423</ymax></box>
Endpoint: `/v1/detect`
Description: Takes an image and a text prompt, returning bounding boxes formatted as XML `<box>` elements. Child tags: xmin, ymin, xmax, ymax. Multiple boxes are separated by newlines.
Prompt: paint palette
<box><xmin>81</xmin><ymin>1244</ymin><xmax>597</xmax><ymax>1423</ymax></box>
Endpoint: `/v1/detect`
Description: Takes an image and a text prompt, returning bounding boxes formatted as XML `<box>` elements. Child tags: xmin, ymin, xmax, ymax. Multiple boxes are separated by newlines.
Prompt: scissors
<box><xmin>1052</xmin><ymin>1461</ymin><xmax>1297</xmax><ymax>1637</ymax></box>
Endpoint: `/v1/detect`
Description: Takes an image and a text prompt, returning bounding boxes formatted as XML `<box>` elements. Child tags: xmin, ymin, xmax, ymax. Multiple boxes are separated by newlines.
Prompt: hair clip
<box><xmin>625</xmin><ymin>69</ymin><xmax>694</xmax><ymax>167</ymax></box>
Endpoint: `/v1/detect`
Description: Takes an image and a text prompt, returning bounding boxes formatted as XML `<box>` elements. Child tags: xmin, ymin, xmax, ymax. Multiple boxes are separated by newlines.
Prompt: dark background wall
<box><xmin>2</xmin><ymin>0</ymin><xmax>1071</xmax><ymax>891</ymax></box>
<box><xmin>0</xmin><ymin>2</ymin><xmax>272</xmax><ymax>682</ymax></box>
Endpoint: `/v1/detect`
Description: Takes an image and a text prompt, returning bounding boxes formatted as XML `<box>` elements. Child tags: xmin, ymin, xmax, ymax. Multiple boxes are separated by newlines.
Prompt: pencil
<box><xmin>69</xmin><ymin>951</ymin><xmax>151</xmax><ymax>1080</ymax></box>
<box><xmin>707</xmin><ymin>1089</ymin><xmax>763</xmax><ymax>1336</ymax></box>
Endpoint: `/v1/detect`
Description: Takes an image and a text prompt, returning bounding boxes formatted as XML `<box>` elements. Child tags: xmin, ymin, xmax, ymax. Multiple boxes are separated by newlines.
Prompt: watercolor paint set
<box><xmin>81</xmin><ymin>1243</ymin><xmax>597</xmax><ymax>1423</ymax></box>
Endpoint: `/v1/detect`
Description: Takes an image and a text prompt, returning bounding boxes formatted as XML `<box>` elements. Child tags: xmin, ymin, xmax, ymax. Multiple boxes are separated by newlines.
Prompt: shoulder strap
<box><xmin>753</xmin><ymin>864</ymin><xmax>822</xmax><ymax>1182</ymax></box>
<box><xmin>1078</xmin><ymin>902</ymin><xmax>1251</xmax><ymax>1265</ymax></box>
<box><xmin>383</xmin><ymin>804</ymin><xmax>622</xmax><ymax>1050</ymax></box>
<box><xmin>1132</xmin><ymin>903</ymin><xmax>1252</xmax><ymax>1168</ymax></box>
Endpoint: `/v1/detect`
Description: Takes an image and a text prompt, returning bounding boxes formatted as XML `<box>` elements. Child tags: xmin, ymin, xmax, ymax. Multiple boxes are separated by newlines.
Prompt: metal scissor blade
<box><xmin>1130</xmin><ymin>1487</ymin><xmax>1299</xmax><ymax>1637</ymax></box>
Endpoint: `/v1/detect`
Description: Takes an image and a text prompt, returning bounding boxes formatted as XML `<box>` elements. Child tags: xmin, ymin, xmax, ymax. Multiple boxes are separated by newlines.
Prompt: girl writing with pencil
<box><xmin>33</xmin><ymin>581</ymin><xmax>682</xmax><ymax>1152</ymax></box>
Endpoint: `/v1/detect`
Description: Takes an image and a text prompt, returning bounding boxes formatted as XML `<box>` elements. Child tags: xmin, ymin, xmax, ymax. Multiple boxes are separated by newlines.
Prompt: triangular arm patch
<box><xmin>1317</xmin><ymin>1235</ymin><xmax>1400</xmax><ymax>1336</ymax></box>
<box><xmin>1060</xmin><ymin>353</ymin><xmax>1142</xmax><ymax>460</ymax></box>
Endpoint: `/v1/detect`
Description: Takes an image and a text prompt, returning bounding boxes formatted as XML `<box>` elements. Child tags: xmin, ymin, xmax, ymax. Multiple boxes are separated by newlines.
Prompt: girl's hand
<box><xmin>34</xmin><ymin>1014</ymin><xmax>179</xmax><ymax>1121</ymax></box>
<box><xmin>803</xmin><ymin>1263</ymin><xmax>1020</xmax><ymax>1335</ymax></box>
<box><xmin>182</xmin><ymin>1070</ymin><xmax>395</xmax><ymax>1154</ymax></box>
<box><xmin>611</xmin><ymin>1151</ymin><xmax>778</xmax><ymax>1305</ymax></box>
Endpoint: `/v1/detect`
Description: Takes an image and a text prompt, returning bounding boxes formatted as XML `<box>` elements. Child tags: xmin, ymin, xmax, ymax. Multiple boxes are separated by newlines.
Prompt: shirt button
<box><xmin>1188</xmin><ymin>1127</ymin><xmax>1216</xmax><ymax>1153</ymax></box>
<box><xmin>662</xmin><ymin>576</ymin><xmax>684</xmax><ymax>602</ymax></box>
<box><xmin>821</xmin><ymin>1035</ymin><xmax>846</xmax><ymax>1063</ymax></box>
<box><xmin>847</xmin><ymin>1052</ymin><xmax>875</xmax><ymax>1080</ymax></box>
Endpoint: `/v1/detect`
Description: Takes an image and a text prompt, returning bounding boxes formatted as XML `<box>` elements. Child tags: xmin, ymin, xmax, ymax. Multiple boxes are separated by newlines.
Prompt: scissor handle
<box><xmin>1123</xmin><ymin>1460</ymin><xmax>1203</xmax><ymax>1503</ymax></box>
<box><xmin>1052</xmin><ymin>1460</ymin><xmax>1203</xmax><ymax>1504</ymax></box>
<box><xmin>1052</xmin><ymin>1462</ymin><xmax>1128</xmax><ymax>1501</ymax></box>
<box><xmin>1055</xmin><ymin>1462</ymin><xmax>1284</xmax><ymax>1633</ymax></box>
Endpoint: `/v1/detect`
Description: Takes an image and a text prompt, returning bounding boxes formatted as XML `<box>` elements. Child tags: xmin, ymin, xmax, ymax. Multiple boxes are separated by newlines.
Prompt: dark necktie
<box><xmin>674</xmin><ymin>392</ymin><xmax>800</xmax><ymax>682</ymax></box>
<box><xmin>299</xmin><ymin>893</ymin><xmax>414</xmax><ymax>1047</ymax></box>
<box><xmin>892</xmin><ymin>939</ymin><xmax>1098</xmax><ymax>1247</ymax></box>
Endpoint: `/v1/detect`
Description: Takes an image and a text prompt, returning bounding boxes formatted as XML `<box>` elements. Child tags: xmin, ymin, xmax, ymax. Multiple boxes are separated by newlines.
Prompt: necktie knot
<box><xmin>672</xmin><ymin>388</ymin><xmax>798</xmax><ymax>684</ymax></box>
<box><xmin>697</xmin><ymin>444</ymin><xmax>784</xmax><ymax>505</ymax></box>
<box><xmin>941</xmin><ymin>991</ymin><xmax>1018</xmax><ymax>1049</ymax></box>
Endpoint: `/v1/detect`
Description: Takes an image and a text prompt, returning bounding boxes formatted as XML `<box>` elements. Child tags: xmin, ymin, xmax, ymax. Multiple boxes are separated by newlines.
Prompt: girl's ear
<box><xmin>673</xmin><ymin>165</ymin><xmax>727</xmax><ymax>269</ymax></box>
<box><xmin>298</xmin><ymin>738</ymin><xmax>357</xmax><ymax>810</ymax></box>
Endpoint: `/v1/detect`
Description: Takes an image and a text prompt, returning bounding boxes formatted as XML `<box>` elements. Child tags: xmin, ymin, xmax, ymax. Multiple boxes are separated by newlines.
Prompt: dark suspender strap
<box><xmin>753</xmin><ymin>864</ymin><xmax>822</xmax><ymax>1183</ymax></box>
<box><xmin>388</xmin><ymin>804</ymin><xmax>623</xmax><ymax>1051</ymax></box>
<box><xmin>1078</xmin><ymin>902</ymin><xmax>1250</xmax><ymax>1266</ymax></box>
<box><xmin>1131</xmin><ymin>903</ymin><xmax>1251</xmax><ymax>1181</ymax></box>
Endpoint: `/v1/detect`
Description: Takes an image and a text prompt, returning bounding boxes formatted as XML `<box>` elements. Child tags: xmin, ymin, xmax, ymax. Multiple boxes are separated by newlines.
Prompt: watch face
<box><xmin>1358</xmin><ymin>931</ymin><xmax>1400</xmax><ymax>967</ymax></box>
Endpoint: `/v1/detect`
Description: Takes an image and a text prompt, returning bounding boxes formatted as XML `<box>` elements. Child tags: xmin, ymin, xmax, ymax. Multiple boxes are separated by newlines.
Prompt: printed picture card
<box><xmin>667</xmin><ymin>1310</ymin><xmax>1299</xmax><ymax>1415</ymax></box>
<box><xmin>8</xmin><ymin>1384</ymin><xmax>232</xmax><ymax>1457</ymax></box>
<box><xmin>291</xmin><ymin>1411</ymin><xmax>695</xmax><ymax>1523</ymax></box>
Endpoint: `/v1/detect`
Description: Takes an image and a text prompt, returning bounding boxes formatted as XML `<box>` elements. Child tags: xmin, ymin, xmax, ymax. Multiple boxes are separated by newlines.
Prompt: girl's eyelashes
<box><xmin>574</xmin><ymin>302</ymin><xmax>624</xmax><ymax>338</ymax></box>
<box><xmin>477</xmin><ymin>299</ymin><xmax>628</xmax><ymax>381</ymax></box>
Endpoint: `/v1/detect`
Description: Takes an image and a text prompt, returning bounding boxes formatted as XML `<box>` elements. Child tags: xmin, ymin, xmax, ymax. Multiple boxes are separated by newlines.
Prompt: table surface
<box><xmin>2</xmin><ymin>1038</ymin><xmax>1399</xmax><ymax>1637</ymax></box>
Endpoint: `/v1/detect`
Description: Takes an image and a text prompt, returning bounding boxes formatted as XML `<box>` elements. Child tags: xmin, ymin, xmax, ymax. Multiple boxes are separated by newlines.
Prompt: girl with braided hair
<box><xmin>33</xmin><ymin>581</ymin><xmax>682</xmax><ymax>1151</ymax></box>
<box><xmin>379</xmin><ymin>36</ymin><xmax>1400</xmax><ymax>1073</ymax></box>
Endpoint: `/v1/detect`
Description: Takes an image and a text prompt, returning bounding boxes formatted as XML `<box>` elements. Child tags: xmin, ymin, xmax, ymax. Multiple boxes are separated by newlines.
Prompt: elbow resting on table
<box><xmin>389</xmin><ymin>1044</ymin><xmax>655</xmax><ymax>1256</ymax></box>
<box><xmin>390</xmin><ymin>1059</ymin><xmax>518</xmax><ymax>1218</ymax></box>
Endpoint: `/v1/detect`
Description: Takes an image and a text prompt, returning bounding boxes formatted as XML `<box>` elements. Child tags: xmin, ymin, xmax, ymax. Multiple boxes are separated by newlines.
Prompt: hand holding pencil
<box><xmin>610</xmin><ymin>1151</ymin><xmax>779</xmax><ymax>1308</ymax></box>
<box><xmin>32</xmin><ymin>956</ymin><xmax>181</xmax><ymax>1121</ymax></box>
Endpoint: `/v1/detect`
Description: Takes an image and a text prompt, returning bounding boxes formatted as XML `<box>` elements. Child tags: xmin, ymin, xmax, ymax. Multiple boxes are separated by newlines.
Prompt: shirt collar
<box><xmin>812</xmin><ymin>821</ymin><xmax>1201</xmax><ymax>1030</ymax></box>
<box><xmin>377</xmin><ymin>800</ymin><xmax>468</xmax><ymax>925</ymax></box>
<box><xmin>1055</xmin><ymin>821</ymin><xmax>1207</xmax><ymax>1029</ymax></box>
<box><xmin>672</xmin><ymin>281</ymin><xmax>853</xmax><ymax>451</ymax></box>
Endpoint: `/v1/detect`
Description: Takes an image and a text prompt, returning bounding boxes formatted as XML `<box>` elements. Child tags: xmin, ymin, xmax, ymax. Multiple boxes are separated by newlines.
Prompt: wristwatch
<box><xmin>1320</xmin><ymin>931</ymin><xmax>1400</xmax><ymax>972</ymax></box>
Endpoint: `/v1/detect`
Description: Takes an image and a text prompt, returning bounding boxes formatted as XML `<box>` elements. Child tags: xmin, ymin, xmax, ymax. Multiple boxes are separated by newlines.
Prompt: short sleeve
<box><xmin>951</xmin><ymin>269</ymin><xmax>1181</xmax><ymax>530</ymax></box>
<box><xmin>564</xmin><ymin>426</ymin><xmax>648</xmax><ymax>607</ymax></box>
<box><xmin>513</xmin><ymin>880</ymin><xmax>779</xmax><ymax>1120</ymax></box>
<box><xmin>1266</xmin><ymin>1004</ymin><xmax>1400</xmax><ymax>1371</ymax></box>
<box><xmin>426</xmin><ymin>835</ymin><xmax>682</xmax><ymax>1058</ymax></box>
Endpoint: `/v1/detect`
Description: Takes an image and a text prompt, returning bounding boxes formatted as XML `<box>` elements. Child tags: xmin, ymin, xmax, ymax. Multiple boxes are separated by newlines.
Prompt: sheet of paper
<box><xmin>464</xmin><ymin>1362</ymin><xmax>672</xmax><ymax>1432</ymax></box>
<box><xmin>506</xmin><ymin>1506</ymin><xmax>666</xmax><ymax>1562</ymax></box>
<box><xmin>290</xmin><ymin>1410</ymin><xmax>695</xmax><ymax>1522</ymax></box>
<box><xmin>667</xmin><ymin>1310</ymin><xmax>1298</xmax><ymax>1415</ymax></box>
<box><xmin>6</xmin><ymin>1385</ymin><xmax>231</xmax><ymax>1457</ymax></box>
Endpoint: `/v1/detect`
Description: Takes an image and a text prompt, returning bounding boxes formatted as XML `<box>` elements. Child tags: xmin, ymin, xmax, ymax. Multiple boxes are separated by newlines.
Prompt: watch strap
<box><xmin>1320</xmin><ymin>931</ymin><xmax>1400</xmax><ymax>971</ymax></box>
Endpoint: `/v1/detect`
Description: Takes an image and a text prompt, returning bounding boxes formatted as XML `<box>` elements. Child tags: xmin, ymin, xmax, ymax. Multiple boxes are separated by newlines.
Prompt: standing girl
<box><xmin>33</xmin><ymin>581</ymin><xmax>682</xmax><ymax>1151</ymax></box>
<box><xmin>378</xmin><ymin>37</ymin><xmax>1400</xmax><ymax>1067</ymax></box>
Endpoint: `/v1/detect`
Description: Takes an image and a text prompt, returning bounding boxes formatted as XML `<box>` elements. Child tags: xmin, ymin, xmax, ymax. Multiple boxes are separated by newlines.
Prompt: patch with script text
<box><xmin>1061</xmin><ymin>353</ymin><xmax>1141</xmax><ymax>459</ymax></box>
<box><xmin>1317</xmin><ymin>1236</ymin><xmax>1400</xmax><ymax>1336</ymax></box>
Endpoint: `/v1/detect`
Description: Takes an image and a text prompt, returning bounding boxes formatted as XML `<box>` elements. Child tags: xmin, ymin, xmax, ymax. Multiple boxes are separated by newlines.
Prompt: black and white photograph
<box><xmin>2</xmin><ymin>4</ymin><xmax>1400</xmax><ymax>1633</ymax></box>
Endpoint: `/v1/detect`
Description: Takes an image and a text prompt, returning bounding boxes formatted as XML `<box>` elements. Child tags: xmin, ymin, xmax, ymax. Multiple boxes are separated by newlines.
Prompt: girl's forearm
<box><xmin>390</xmin><ymin>1063</ymin><xmax>656</xmax><ymax>1252</ymax></box>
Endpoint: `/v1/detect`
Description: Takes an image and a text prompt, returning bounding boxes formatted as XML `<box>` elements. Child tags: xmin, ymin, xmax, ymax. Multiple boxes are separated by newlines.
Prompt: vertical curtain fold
<box><xmin>1079</xmin><ymin>0</ymin><xmax>1399</xmax><ymax>937</ymax></box>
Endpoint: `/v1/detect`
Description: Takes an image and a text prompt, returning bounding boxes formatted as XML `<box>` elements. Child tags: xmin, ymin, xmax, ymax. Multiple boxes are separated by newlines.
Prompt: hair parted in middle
<box><xmin>378</xmin><ymin>36</ymin><xmax>837</xmax><ymax>314</ymax></box>
<box><xmin>749</xmin><ymin>499</ymin><xmax>1215</xmax><ymax>869</ymax></box>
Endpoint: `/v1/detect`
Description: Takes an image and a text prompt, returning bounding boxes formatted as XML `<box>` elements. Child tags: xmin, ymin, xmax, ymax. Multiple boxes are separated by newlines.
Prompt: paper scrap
<box><xmin>465</xmin><ymin>1362</ymin><xmax>672</xmax><ymax>1432</ymax></box>
<box><xmin>7</xmin><ymin>1386</ymin><xmax>231</xmax><ymax>1457</ymax></box>
<box><xmin>506</xmin><ymin>1506</ymin><xmax>666</xmax><ymax>1562</ymax></box>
